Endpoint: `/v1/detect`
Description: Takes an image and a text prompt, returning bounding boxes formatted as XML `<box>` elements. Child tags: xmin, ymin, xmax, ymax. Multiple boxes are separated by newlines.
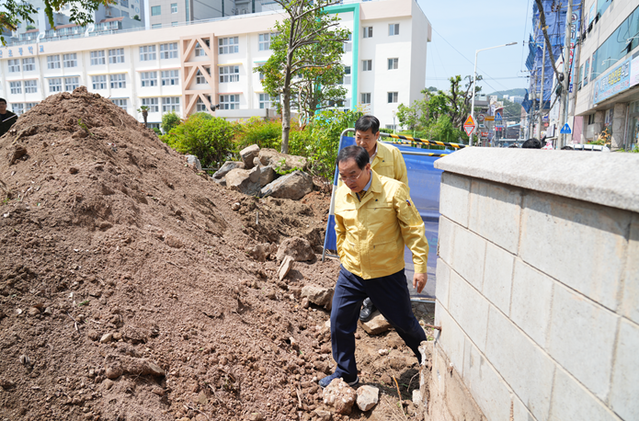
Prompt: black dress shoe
<box><xmin>359</xmin><ymin>297</ymin><xmax>376</xmax><ymax>322</ymax></box>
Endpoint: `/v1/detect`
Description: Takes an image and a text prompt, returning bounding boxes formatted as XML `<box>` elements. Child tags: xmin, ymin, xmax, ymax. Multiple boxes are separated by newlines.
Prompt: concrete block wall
<box><xmin>429</xmin><ymin>148</ymin><xmax>639</xmax><ymax>421</ymax></box>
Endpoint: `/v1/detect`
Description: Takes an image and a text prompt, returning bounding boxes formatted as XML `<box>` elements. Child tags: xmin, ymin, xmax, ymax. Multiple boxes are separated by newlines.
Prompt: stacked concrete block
<box><xmin>428</xmin><ymin>148</ymin><xmax>638</xmax><ymax>421</ymax></box>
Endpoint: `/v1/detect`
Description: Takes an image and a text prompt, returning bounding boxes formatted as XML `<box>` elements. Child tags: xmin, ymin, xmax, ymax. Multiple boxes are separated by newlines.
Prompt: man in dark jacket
<box><xmin>0</xmin><ymin>98</ymin><xmax>18</xmax><ymax>136</ymax></box>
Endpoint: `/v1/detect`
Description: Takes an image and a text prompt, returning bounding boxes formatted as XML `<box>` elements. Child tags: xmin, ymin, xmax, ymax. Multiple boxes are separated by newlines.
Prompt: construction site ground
<box><xmin>0</xmin><ymin>88</ymin><xmax>436</xmax><ymax>421</ymax></box>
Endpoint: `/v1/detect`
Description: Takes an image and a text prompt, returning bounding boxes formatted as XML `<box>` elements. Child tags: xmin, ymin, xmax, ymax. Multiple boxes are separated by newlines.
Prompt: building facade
<box><xmin>0</xmin><ymin>0</ymin><xmax>431</xmax><ymax>132</ymax></box>
<box><xmin>573</xmin><ymin>0</ymin><xmax>639</xmax><ymax>150</ymax></box>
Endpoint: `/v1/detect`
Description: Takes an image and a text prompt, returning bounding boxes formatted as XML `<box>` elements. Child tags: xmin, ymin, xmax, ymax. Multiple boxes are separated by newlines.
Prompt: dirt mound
<box><xmin>0</xmin><ymin>88</ymin><xmax>432</xmax><ymax>421</ymax></box>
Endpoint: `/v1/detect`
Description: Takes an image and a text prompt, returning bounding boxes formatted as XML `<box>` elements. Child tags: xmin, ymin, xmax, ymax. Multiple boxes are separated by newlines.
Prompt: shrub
<box><xmin>160</xmin><ymin>114</ymin><xmax>235</xmax><ymax>168</ymax></box>
<box><xmin>161</xmin><ymin>111</ymin><xmax>181</xmax><ymax>134</ymax></box>
<box><xmin>233</xmin><ymin>117</ymin><xmax>282</xmax><ymax>151</ymax></box>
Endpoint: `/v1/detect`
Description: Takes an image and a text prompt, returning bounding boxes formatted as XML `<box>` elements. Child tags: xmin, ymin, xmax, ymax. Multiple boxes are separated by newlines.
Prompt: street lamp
<box><xmin>469</xmin><ymin>42</ymin><xmax>517</xmax><ymax>146</ymax></box>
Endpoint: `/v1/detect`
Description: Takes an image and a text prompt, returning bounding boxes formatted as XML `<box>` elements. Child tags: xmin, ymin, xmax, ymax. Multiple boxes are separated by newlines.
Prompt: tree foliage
<box><xmin>161</xmin><ymin>111</ymin><xmax>181</xmax><ymax>134</ymax></box>
<box><xmin>255</xmin><ymin>0</ymin><xmax>349</xmax><ymax>154</ymax></box>
<box><xmin>0</xmin><ymin>0</ymin><xmax>113</xmax><ymax>45</ymax></box>
<box><xmin>396</xmin><ymin>75</ymin><xmax>480</xmax><ymax>143</ymax></box>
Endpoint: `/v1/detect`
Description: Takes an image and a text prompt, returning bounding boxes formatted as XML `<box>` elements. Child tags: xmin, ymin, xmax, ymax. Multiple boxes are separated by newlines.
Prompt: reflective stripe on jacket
<box><xmin>334</xmin><ymin>170</ymin><xmax>428</xmax><ymax>279</ymax></box>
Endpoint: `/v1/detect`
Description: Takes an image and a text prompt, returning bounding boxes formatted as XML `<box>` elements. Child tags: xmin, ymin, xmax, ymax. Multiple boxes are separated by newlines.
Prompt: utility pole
<box><xmin>538</xmin><ymin>41</ymin><xmax>546</xmax><ymax>139</ymax></box>
<box><xmin>558</xmin><ymin>0</ymin><xmax>573</xmax><ymax>149</ymax></box>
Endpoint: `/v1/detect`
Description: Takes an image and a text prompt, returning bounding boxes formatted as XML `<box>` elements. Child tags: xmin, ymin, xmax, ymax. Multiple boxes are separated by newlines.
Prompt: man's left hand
<box><xmin>413</xmin><ymin>273</ymin><xmax>427</xmax><ymax>294</ymax></box>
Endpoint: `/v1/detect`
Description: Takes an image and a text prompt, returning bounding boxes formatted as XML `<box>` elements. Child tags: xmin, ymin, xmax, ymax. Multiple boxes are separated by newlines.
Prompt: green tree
<box><xmin>160</xmin><ymin>114</ymin><xmax>235</xmax><ymax>168</ymax></box>
<box><xmin>161</xmin><ymin>111</ymin><xmax>181</xmax><ymax>134</ymax></box>
<box><xmin>255</xmin><ymin>0</ymin><xmax>349</xmax><ymax>154</ymax></box>
<box><xmin>0</xmin><ymin>0</ymin><xmax>113</xmax><ymax>45</ymax></box>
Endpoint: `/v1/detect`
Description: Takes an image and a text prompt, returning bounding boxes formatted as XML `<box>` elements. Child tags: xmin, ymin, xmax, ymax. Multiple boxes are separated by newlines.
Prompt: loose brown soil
<box><xmin>0</xmin><ymin>88</ymin><xmax>435</xmax><ymax>421</ymax></box>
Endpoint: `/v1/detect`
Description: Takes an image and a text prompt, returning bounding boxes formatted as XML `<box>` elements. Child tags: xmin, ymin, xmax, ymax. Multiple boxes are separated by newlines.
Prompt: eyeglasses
<box><xmin>338</xmin><ymin>169</ymin><xmax>365</xmax><ymax>183</ymax></box>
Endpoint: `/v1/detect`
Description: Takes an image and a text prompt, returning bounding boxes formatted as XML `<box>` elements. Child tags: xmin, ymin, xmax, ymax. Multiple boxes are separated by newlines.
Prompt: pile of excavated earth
<box><xmin>0</xmin><ymin>87</ymin><xmax>435</xmax><ymax>421</ymax></box>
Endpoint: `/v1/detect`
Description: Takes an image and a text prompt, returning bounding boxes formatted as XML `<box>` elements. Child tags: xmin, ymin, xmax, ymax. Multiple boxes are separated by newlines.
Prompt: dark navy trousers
<box><xmin>330</xmin><ymin>266</ymin><xmax>426</xmax><ymax>380</ymax></box>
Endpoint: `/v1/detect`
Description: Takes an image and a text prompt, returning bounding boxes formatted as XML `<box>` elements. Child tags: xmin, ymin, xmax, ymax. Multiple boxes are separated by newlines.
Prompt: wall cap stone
<box><xmin>435</xmin><ymin>148</ymin><xmax>639</xmax><ymax>213</ymax></box>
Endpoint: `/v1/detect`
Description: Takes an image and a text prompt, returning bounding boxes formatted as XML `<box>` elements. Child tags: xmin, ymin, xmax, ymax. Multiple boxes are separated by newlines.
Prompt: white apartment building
<box><xmin>0</xmin><ymin>0</ymin><xmax>431</xmax><ymax>131</ymax></box>
<box><xmin>573</xmin><ymin>1</ymin><xmax>639</xmax><ymax>150</ymax></box>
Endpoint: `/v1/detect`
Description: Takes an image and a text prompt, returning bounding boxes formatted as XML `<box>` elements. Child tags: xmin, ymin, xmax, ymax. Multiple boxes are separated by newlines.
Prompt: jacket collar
<box><xmin>347</xmin><ymin>169</ymin><xmax>382</xmax><ymax>207</ymax></box>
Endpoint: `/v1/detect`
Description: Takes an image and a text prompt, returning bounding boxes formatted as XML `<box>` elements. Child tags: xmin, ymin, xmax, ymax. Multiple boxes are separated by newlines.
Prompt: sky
<box><xmin>416</xmin><ymin>0</ymin><xmax>533</xmax><ymax>95</ymax></box>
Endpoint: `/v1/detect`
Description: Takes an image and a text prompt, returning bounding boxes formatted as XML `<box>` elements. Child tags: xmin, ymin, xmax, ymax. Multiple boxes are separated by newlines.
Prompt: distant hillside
<box><xmin>488</xmin><ymin>88</ymin><xmax>526</xmax><ymax>98</ymax></box>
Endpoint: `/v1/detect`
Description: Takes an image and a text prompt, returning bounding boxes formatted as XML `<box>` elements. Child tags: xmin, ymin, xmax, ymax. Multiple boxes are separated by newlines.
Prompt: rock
<box><xmin>313</xmin><ymin>410</ymin><xmax>332</xmax><ymax>421</ymax></box>
<box><xmin>276</xmin><ymin>237</ymin><xmax>315</xmax><ymax>262</ymax></box>
<box><xmin>87</xmin><ymin>330</ymin><xmax>100</xmax><ymax>341</ymax></box>
<box><xmin>43</xmin><ymin>307</ymin><xmax>53</xmax><ymax>316</ymax></box>
<box><xmin>105</xmin><ymin>365</ymin><xmax>123</xmax><ymax>380</ymax></box>
<box><xmin>231</xmin><ymin>202</ymin><xmax>241</xmax><ymax>211</ymax></box>
<box><xmin>360</xmin><ymin>312</ymin><xmax>392</xmax><ymax>335</ymax></box>
<box><xmin>248</xmin><ymin>243</ymin><xmax>275</xmax><ymax>262</ymax></box>
<box><xmin>258</xmin><ymin>166</ymin><xmax>276</xmax><ymax>187</ymax></box>
<box><xmin>248</xmin><ymin>164</ymin><xmax>261</xmax><ymax>183</ymax></box>
<box><xmin>185</xmin><ymin>154</ymin><xmax>202</xmax><ymax>171</ymax></box>
<box><xmin>102</xmin><ymin>379</ymin><xmax>114</xmax><ymax>390</ymax></box>
<box><xmin>301</xmin><ymin>285</ymin><xmax>334</xmax><ymax>309</ymax></box>
<box><xmin>260</xmin><ymin>170</ymin><xmax>313</xmax><ymax>200</ymax></box>
<box><xmin>8</xmin><ymin>146</ymin><xmax>28</xmax><ymax>165</ymax></box>
<box><xmin>100</xmin><ymin>333</ymin><xmax>114</xmax><ymax>343</ymax></box>
<box><xmin>276</xmin><ymin>256</ymin><xmax>294</xmax><ymax>282</ymax></box>
<box><xmin>213</xmin><ymin>161</ymin><xmax>244</xmax><ymax>179</ymax></box>
<box><xmin>27</xmin><ymin>306</ymin><xmax>41</xmax><ymax>316</ymax></box>
<box><xmin>247</xmin><ymin>413</ymin><xmax>264</xmax><ymax>421</ymax></box>
<box><xmin>258</xmin><ymin>148</ymin><xmax>308</xmax><ymax>171</ymax></box>
<box><xmin>226</xmin><ymin>168</ymin><xmax>261</xmax><ymax>196</ymax></box>
<box><xmin>104</xmin><ymin>354</ymin><xmax>165</xmax><ymax>379</ymax></box>
<box><xmin>322</xmin><ymin>378</ymin><xmax>356</xmax><ymax>415</ymax></box>
<box><xmin>356</xmin><ymin>385</ymin><xmax>379</xmax><ymax>411</ymax></box>
<box><xmin>240</xmin><ymin>144</ymin><xmax>260</xmax><ymax>169</ymax></box>
<box><xmin>197</xmin><ymin>391</ymin><xmax>208</xmax><ymax>405</ymax></box>
<box><xmin>0</xmin><ymin>378</ymin><xmax>15</xmax><ymax>389</ymax></box>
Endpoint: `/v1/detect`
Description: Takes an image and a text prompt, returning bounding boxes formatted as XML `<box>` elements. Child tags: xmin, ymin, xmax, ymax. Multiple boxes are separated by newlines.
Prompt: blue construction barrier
<box><xmin>322</xmin><ymin>132</ymin><xmax>454</xmax><ymax>299</ymax></box>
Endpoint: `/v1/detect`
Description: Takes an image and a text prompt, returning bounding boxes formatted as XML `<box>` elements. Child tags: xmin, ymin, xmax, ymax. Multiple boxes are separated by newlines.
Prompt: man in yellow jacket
<box><xmin>319</xmin><ymin>145</ymin><xmax>429</xmax><ymax>388</ymax></box>
<box><xmin>352</xmin><ymin>115</ymin><xmax>409</xmax><ymax>321</ymax></box>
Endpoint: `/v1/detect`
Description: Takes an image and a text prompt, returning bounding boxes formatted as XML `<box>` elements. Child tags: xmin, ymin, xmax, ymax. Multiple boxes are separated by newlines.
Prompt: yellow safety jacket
<box><xmin>372</xmin><ymin>141</ymin><xmax>408</xmax><ymax>185</ymax></box>
<box><xmin>334</xmin><ymin>170</ymin><xmax>429</xmax><ymax>279</ymax></box>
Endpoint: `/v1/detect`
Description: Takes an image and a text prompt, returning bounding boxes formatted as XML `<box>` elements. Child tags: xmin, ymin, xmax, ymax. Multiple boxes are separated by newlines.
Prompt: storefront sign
<box><xmin>593</xmin><ymin>59</ymin><xmax>631</xmax><ymax>105</ymax></box>
<box><xmin>631</xmin><ymin>54</ymin><xmax>639</xmax><ymax>89</ymax></box>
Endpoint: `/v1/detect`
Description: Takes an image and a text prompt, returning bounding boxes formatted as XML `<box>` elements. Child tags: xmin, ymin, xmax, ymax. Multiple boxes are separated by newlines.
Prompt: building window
<box><xmin>141</xmin><ymin>71</ymin><xmax>158</xmax><ymax>87</ymax></box>
<box><xmin>8</xmin><ymin>59</ymin><xmax>20</xmax><ymax>72</ymax></box>
<box><xmin>195</xmin><ymin>39</ymin><xmax>210</xmax><ymax>57</ymax></box>
<box><xmin>151</xmin><ymin>5</ymin><xmax>161</xmax><ymax>16</ymax></box>
<box><xmin>387</xmin><ymin>92</ymin><xmax>398</xmax><ymax>103</ymax></box>
<box><xmin>218</xmin><ymin>37</ymin><xmax>239</xmax><ymax>54</ymax></box>
<box><xmin>90</xmin><ymin>50</ymin><xmax>105</xmax><ymax>65</ymax></box>
<box><xmin>22</xmin><ymin>57</ymin><xmax>35</xmax><ymax>72</ymax></box>
<box><xmin>362</xmin><ymin>60</ymin><xmax>372</xmax><ymax>71</ymax></box>
<box><xmin>25</xmin><ymin>102</ymin><xmax>38</xmax><ymax>112</ymax></box>
<box><xmin>171</xmin><ymin>22</ymin><xmax>178</xmax><ymax>27</ymax></box>
<box><xmin>120</xmin><ymin>0</ymin><xmax>128</xmax><ymax>6</ymax></box>
<box><xmin>141</xmin><ymin>97</ymin><xmax>159</xmax><ymax>113</ymax></box>
<box><xmin>63</xmin><ymin>53</ymin><xmax>77</xmax><ymax>68</ymax></box>
<box><xmin>161</xmin><ymin>70</ymin><xmax>179</xmax><ymax>86</ymax></box>
<box><xmin>152</xmin><ymin>23</ymin><xmax>162</xmax><ymax>29</ymax></box>
<box><xmin>196</xmin><ymin>96</ymin><xmax>211</xmax><ymax>112</ymax></box>
<box><xmin>111</xmin><ymin>98</ymin><xmax>127</xmax><ymax>111</ymax></box>
<box><xmin>343</xmin><ymin>66</ymin><xmax>351</xmax><ymax>84</ymax></box>
<box><xmin>160</xmin><ymin>42</ymin><xmax>178</xmax><ymax>59</ymax></box>
<box><xmin>12</xmin><ymin>103</ymin><xmax>24</xmax><ymax>115</ymax></box>
<box><xmin>49</xmin><ymin>78</ymin><xmax>62</xmax><ymax>92</ymax></box>
<box><xmin>219</xmin><ymin>94</ymin><xmax>239</xmax><ymax>110</ymax></box>
<box><xmin>139</xmin><ymin>45</ymin><xmax>157</xmax><ymax>61</ymax></box>
<box><xmin>92</xmin><ymin>75</ymin><xmax>107</xmax><ymax>90</ymax></box>
<box><xmin>259</xmin><ymin>93</ymin><xmax>278</xmax><ymax>109</ymax></box>
<box><xmin>9</xmin><ymin>81</ymin><xmax>22</xmax><ymax>94</ymax></box>
<box><xmin>389</xmin><ymin>23</ymin><xmax>399</xmax><ymax>36</ymax></box>
<box><xmin>24</xmin><ymin>80</ymin><xmax>38</xmax><ymax>93</ymax></box>
<box><xmin>64</xmin><ymin>77</ymin><xmax>79</xmax><ymax>91</ymax></box>
<box><xmin>388</xmin><ymin>58</ymin><xmax>398</xmax><ymax>70</ymax></box>
<box><xmin>47</xmin><ymin>55</ymin><xmax>61</xmax><ymax>69</ymax></box>
<box><xmin>196</xmin><ymin>68</ymin><xmax>210</xmax><ymax>84</ymax></box>
<box><xmin>361</xmin><ymin>93</ymin><xmax>371</xmax><ymax>104</ymax></box>
<box><xmin>363</xmin><ymin>26</ymin><xmax>373</xmax><ymax>38</ymax></box>
<box><xmin>171</xmin><ymin>3</ymin><xmax>177</xmax><ymax>13</ymax></box>
<box><xmin>162</xmin><ymin>97</ymin><xmax>180</xmax><ymax>112</ymax></box>
<box><xmin>259</xmin><ymin>33</ymin><xmax>275</xmax><ymax>51</ymax></box>
<box><xmin>219</xmin><ymin>65</ymin><xmax>239</xmax><ymax>83</ymax></box>
<box><xmin>109</xmin><ymin>48</ymin><xmax>125</xmax><ymax>64</ymax></box>
<box><xmin>110</xmin><ymin>74</ymin><xmax>127</xmax><ymax>89</ymax></box>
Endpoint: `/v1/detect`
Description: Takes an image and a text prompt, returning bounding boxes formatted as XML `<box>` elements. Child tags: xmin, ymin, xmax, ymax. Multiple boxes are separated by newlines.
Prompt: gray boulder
<box><xmin>240</xmin><ymin>144</ymin><xmax>261</xmax><ymax>169</ymax></box>
<box><xmin>261</xmin><ymin>170</ymin><xmax>313</xmax><ymax>200</ymax></box>
<box><xmin>258</xmin><ymin>148</ymin><xmax>308</xmax><ymax>172</ymax></box>
<box><xmin>213</xmin><ymin>161</ymin><xmax>244</xmax><ymax>179</ymax></box>
<box><xmin>226</xmin><ymin>168</ymin><xmax>261</xmax><ymax>196</ymax></box>
<box><xmin>357</xmin><ymin>386</ymin><xmax>379</xmax><ymax>411</ymax></box>
<box><xmin>259</xmin><ymin>166</ymin><xmax>276</xmax><ymax>187</ymax></box>
<box><xmin>276</xmin><ymin>237</ymin><xmax>315</xmax><ymax>262</ymax></box>
<box><xmin>301</xmin><ymin>284</ymin><xmax>333</xmax><ymax>309</ymax></box>
<box><xmin>185</xmin><ymin>155</ymin><xmax>202</xmax><ymax>171</ymax></box>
